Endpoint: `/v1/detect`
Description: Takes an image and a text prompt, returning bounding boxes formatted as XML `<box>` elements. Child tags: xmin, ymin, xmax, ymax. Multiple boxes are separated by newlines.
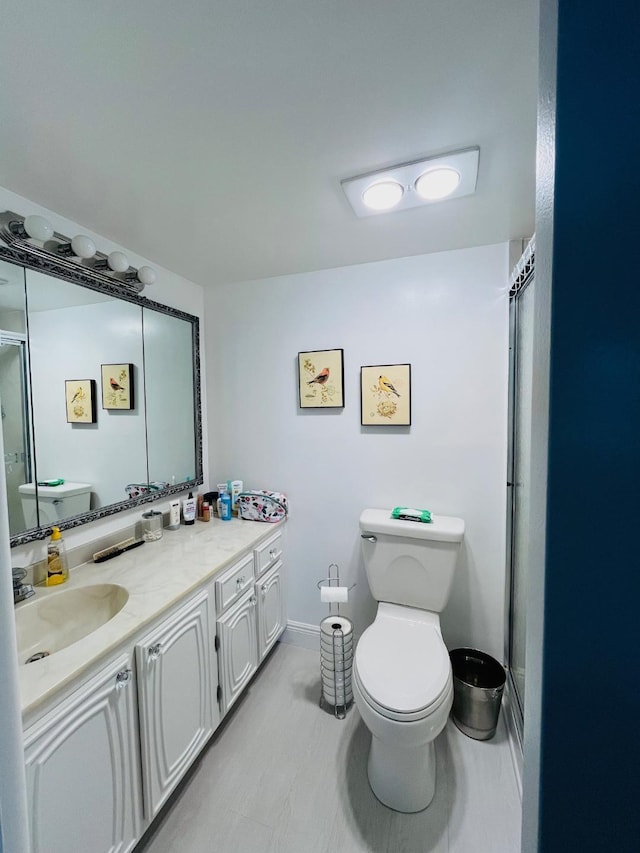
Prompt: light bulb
<box><xmin>70</xmin><ymin>234</ymin><xmax>96</xmax><ymax>259</ymax></box>
<box><xmin>361</xmin><ymin>181</ymin><xmax>404</xmax><ymax>211</ymax></box>
<box><xmin>107</xmin><ymin>251</ymin><xmax>129</xmax><ymax>273</ymax></box>
<box><xmin>414</xmin><ymin>167</ymin><xmax>461</xmax><ymax>201</ymax></box>
<box><xmin>137</xmin><ymin>266</ymin><xmax>156</xmax><ymax>286</ymax></box>
<box><xmin>23</xmin><ymin>215</ymin><xmax>54</xmax><ymax>242</ymax></box>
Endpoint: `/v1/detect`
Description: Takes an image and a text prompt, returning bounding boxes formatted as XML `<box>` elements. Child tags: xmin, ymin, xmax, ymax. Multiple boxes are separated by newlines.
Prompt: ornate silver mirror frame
<box><xmin>0</xmin><ymin>243</ymin><xmax>203</xmax><ymax>547</ymax></box>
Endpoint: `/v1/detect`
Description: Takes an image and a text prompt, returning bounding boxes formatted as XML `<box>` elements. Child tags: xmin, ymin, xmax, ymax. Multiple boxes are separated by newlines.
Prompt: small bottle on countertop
<box><xmin>182</xmin><ymin>492</ymin><xmax>196</xmax><ymax>525</ymax></box>
<box><xmin>46</xmin><ymin>527</ymin><xmax>69</xmax><ymax>586</ymax></box>
<box><xmin>220</xmin><ymin>489</ymin><xmax>232</xmax><ymax>521</ymax></box>
<box><xmin>168</xmin><ymin>500</ymin><xmax>181</xmax><ymax>530</ymax></box>
<box><xmin>202</xmin><ymin>501</ymin><xmax>210</xmax><ymax>522</ymax></box>
<box><xmin>196</xmin><ymin>493</ymin><xmax>204</xmax><ymax>518</ymax></box>
<box><xmin>231</xmin><ymin>480</ymin><xmax>243</xmax><ymax>515</ymax></box>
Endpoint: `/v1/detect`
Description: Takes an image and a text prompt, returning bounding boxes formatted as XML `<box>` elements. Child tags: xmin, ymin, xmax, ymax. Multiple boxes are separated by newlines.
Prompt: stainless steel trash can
<box><xmin>449</xmin><ymin>648</ymin><xmax>506</xmax><ymax>741</ymax></box>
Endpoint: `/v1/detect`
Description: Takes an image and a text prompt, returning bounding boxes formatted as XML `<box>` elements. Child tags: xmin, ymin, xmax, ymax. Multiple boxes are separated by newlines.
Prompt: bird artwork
<box><xmin>379</xmin><ymin>375</ymin><xmax>400</xmax><ymax>397</ymax></box>
<box><xmin>307</xmin><ymin>367</ymin><xmax>330</xmax><ymax>386</ymax></box>
<box><xmin>103</xmin><ymin>366</ymin><xmax>132</xmax><ymax>409</ymax></box>
<box><xmin>70</xmin><ymin>386</ymin><xmax>84</xmax><ymax>403</ymax></box>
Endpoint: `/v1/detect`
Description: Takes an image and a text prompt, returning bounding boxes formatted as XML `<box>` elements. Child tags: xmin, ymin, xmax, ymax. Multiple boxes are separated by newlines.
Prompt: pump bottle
<box><xmin>46</xmin><ymin>527</ymin><xmax>69</xmax><ymax>586</ymax></box>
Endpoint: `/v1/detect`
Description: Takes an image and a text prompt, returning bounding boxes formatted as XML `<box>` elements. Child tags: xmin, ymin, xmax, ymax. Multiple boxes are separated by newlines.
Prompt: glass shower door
<box><xmin>507</xmin><ymin>275</ymin><xmax>536</xmax><ymax>732</ymax></box>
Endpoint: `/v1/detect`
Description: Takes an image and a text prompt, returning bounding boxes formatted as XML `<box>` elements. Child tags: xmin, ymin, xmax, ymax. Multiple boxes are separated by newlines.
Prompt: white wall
<box><xmin>206</xmin><ymin>244</ymin><xmax>510</xmax><ymax>659</ymax></box>
<box><xmin>0</xmin><ymin>184</ymin><xmax>207</xmax><ymax>561</ymax></box>
<box><xmin>28</xmin><ymin>298</ymin><xmax>148</xmax><ymax>507</ymax></box>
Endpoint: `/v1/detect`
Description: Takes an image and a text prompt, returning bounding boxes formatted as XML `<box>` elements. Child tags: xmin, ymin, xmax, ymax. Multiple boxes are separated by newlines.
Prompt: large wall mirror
<box><xmin>0</xmin><ymin>249</ymin><xmax>202</xmax><ymax>546</ymax></box>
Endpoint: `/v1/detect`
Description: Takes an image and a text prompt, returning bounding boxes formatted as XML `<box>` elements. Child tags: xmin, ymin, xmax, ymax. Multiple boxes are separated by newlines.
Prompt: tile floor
<box><xmin>137</xmin><ymin>643</ymin><xmax>521</xmax><ymax>853</ymax></box>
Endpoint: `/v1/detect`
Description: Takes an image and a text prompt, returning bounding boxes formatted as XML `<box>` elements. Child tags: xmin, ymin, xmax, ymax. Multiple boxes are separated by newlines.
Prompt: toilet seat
<box><xmin>354</xmin><ymin>608</ymin><xmax>451</xmax><ymax>723</ymax></box>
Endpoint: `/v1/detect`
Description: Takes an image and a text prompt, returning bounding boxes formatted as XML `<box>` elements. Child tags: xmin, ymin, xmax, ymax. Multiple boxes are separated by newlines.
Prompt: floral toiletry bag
<box><xmin>237</xmin><ymin>491</ymin><xmax>288</xmax><ymax>522</ymax></box>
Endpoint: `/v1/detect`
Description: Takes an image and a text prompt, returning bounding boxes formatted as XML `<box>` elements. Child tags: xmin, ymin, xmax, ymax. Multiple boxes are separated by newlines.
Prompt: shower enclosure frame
<box><xmin>0</xmin><ymin>331</ymin><xmax>34</xmax><ymax>535</ymax></box>
<box><xmin>504</xmin><ymin>239</ymin><xmax>535</xmax><ymax>753</ymax></box>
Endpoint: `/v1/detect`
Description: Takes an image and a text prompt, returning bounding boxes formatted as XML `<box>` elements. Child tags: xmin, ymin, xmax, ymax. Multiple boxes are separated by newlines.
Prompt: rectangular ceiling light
<box><xmin>341</xmin><ymin>147</ymin><xmax>479</xmax><ymax>217</ymax></box>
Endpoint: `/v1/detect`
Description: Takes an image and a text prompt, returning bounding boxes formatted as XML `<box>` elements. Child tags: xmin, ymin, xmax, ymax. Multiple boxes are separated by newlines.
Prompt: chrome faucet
<box><xmin>12</xmin><ymin>566</ymin><xmax>35</xmax><ymax>604</ymax></box>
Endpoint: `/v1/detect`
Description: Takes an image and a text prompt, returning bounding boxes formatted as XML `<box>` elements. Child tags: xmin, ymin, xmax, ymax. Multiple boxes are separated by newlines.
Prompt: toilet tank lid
<box><xmin>18</xmin><ymin>482</ymin><xmax>92</xmax><ymax>498</ymax></box>
<box><xmin>359</xmin><ymin>508</ymin><xmax>465</xmax><ymax>542</ymax></box>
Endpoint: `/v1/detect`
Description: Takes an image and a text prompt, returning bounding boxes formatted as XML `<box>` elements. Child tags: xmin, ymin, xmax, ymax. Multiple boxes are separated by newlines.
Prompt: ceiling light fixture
<box><xmin>0</xmin><ymin>211</ymin><xmax>155</xmax><ymax>293</ymax></box>
<box><xmin>362</xmin><ymin>180</ymin><xmax>405</xmax><ymax>211</ymax></box>
<box><xmin>341</xmin><ymin>147</ymin><xmax>479</xmax><ymax>218</ymax></box>
<box><xmin>414</xmin><ymin>167</ymin><xmax>461</xmax><ymax>201</ymax></box>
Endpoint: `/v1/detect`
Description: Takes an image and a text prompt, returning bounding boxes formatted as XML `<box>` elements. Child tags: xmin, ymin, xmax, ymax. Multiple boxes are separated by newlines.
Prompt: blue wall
<box><xmin>538</xmin><ymin>1</ymin><xmax>640</xmax><ymax>850</ymax></box>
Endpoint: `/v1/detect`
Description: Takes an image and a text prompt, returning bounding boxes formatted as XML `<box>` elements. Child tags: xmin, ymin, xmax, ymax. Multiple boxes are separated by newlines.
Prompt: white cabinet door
<box><xmin>256</xmin><ymin>560</ymin><xmax>286</xmax><ymax>662</ymax></box>
<box><xmin>24</xmin><ymin>655</ymin><xmax>142</xmax><ymax>853</ymax></box>
<box><xmin>136</xmin><ymin>590</ymin><xmax>214</xmax><ymax>820</ymax></box>
<box><xmin>217</xmin><ymin>589</ymin><xmax>258</xmax><ymax>716</ymax></box>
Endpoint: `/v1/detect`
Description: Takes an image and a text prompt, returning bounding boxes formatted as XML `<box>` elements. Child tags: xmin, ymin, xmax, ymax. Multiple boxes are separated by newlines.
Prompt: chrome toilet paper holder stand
<box><xmin>317</xmin><ymin>563</ymin><xmax>356</xmax><ymax>720</ymax></box>
<box><xmin>316</xmin><ymin>562</ymin><xmax>356</xmax><ymax>616</ymax></box>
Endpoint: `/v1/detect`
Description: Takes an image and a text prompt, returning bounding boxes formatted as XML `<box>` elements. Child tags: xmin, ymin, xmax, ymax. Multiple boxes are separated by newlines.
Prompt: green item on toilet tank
<box><xmin>391</xmin><ymin>506</ymin><xmax>432</xmax><ymax>523</ymax></box>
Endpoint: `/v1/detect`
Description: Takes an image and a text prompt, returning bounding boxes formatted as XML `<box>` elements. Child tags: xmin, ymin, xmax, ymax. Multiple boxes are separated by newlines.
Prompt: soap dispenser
<box><xmin>46</xmin><ymin>526</ymin><xmax>69</xmax><ymax>586</ymax></box>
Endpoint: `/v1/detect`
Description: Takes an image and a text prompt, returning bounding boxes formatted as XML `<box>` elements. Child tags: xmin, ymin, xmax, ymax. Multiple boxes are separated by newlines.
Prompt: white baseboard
<box><xmin>280</xmin><ymin>620</ymin><xmax>321</xmax><ymax>650</ymax></box>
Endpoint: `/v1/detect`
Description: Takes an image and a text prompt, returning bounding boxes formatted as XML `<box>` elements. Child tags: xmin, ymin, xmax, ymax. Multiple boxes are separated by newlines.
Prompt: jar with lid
<box><xmin>141</xmin><ymin>510</ymin><xmax>163</xmax><ymax>541</ymax></box>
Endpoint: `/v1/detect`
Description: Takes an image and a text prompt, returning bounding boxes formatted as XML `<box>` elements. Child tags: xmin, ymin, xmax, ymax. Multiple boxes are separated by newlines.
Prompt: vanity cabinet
<box><xmin>135</xmin><ymin>589</ymin><xmax>216</xmax><ymax>820</ymax></box>
<box><xmin>217</xmin><ymin>588</ymin><xmax>259</xmax><ymax>714</ymax></box>
<box><xmin>256</xmin><ymin>560</ymin><xmax>286</xmax><ymax>663</ymax></box>
<box><xmin>216</xmin><ymin>529</ymin><xmax>286</xmax><ymax>715</ymax></box>
<box><xmin>23</xmin><ymin>653</ymin><xmax>142</xmax><ymax>853</ymax></box>
<box><xmin>21</xmin><ymin>522</ymin><xmax>286</xmax><ymax>853</ymax></box>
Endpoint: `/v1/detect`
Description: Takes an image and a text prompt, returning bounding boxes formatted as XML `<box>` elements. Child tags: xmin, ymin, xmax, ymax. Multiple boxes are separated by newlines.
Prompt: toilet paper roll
<box><xmin>320</xmin><ymin>615</ymin><xmax>353</xmax><ymax>638</ymax></box>
<box><xmin>320</xmin><ymin>585</ymin><xmax>349</xmax><ymax>604</ymax></box>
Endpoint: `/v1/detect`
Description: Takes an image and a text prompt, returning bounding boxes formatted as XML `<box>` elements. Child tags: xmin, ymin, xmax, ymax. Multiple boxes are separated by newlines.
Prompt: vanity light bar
<box><xmin>0</xmin><ymin>211</ymin><xmax>155</xmax><ymax>293</ymax></box>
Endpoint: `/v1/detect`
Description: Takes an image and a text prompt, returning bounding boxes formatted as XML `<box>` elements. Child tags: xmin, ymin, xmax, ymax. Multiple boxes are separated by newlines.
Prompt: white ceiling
<box><xmin>0</xmin><ymin>1</ymin><xmax>539</xmax><ymax>286</ymax></box>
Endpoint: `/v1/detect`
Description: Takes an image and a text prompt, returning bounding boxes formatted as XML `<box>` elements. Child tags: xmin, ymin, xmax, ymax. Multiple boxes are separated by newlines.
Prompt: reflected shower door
<box><xmin>508</xmin><ymin>277</ymin><xmax>535</xmax><ymax>731</ymax></box>
<box><xmin>0</xmin><ymin>334</ymin><xmax>32</xmax><ymax>535</ymax></box>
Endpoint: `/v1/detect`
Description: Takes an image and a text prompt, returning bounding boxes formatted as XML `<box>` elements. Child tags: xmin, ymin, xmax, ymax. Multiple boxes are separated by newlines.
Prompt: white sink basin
<box><xmin>15</xmin><ymin>583</ymin><xmax>129</xmax><ymax>665</ymax></box>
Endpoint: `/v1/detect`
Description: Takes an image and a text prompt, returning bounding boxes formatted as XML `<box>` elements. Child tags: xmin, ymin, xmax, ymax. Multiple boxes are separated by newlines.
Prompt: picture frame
<box><xmin>101</xmin><ymin>363</ymin><xmax>134</xmax><ymax>410</ymax></box>
<box><xmin>361</xmin><ymin>363</ymin><xmax>411</xmax><ymax>425</ymax></box>
<box><xmin>65</xmin><ymin>379</ymin><xmax>97</xmax><ymax>424</ymax></box>
<box><xmin>298</xmin><ymin>349</ymin><xmax>344</xmax><ymax>408</ymax></box>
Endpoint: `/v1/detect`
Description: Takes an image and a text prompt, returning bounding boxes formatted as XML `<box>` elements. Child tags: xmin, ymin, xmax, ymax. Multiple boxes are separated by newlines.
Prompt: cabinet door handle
<box><xmin>249</xmin><ymin>594</ymin><xmax>257</xmax><ymax>606</ymax></box>
<box><xmin>269</xmin><ymin>548</ymin><xmax>278</xmax><ymax>559</ymax></box>
<box><xmin>236</xmin><ymin>576</ymin><xmax>245</xmax><ymax>588</ymax></box>
<box><xmin>261</xmin><ymin>583</ymin><xmax>268</xmax><ymax>598</ymax></box>
<box><xmin>148</xmin><ymin>642</ymin><xmax>162</xmax><ymax>661</ymax></box>
<box><xmin>115</xmin><ymin>668</ymin><xmax>132</xmax><ymax>689</ymax></box>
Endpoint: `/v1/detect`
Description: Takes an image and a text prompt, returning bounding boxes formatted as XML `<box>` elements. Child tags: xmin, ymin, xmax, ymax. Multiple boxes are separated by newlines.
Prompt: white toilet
<box><xmin>353</xmin><ymin>508</ymin><xmax>465</xmax><ymax>813</ymax></box>
<box><xmin>18</xmin><ymin>482</ymin><xmax>92</xmax><ymax>528</ymax></box>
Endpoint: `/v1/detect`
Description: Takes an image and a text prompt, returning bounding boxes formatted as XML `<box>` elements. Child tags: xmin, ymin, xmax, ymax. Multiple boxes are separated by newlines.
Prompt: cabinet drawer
<box><xmin>215</xmin><ymin>552</ymin><xmax>255</xmax><ymax>614</ymax></box>
<box><xmin>255</xmin><ymin>530</ymin><xmax>283</xmax><ymax>577</ymax></box>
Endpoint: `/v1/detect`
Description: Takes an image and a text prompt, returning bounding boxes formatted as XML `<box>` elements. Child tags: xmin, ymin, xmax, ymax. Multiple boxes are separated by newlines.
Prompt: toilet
<box><xmin>353</xmin><ymin>508</ymin><xmax>465</xmax><ymax>813</ymax></box>
<box><xmin>18</xmin><ymin>481</ymin><xmax>92</xmax><ymax>528</ymax></box>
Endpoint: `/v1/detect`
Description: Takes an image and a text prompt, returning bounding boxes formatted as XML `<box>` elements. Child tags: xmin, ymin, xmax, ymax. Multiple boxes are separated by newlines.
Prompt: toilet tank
<box><xmin>359</xmin><ymin>508</ymin><xmax>465</xmax><ymax>612</ymax></box>
<box><xmin>18</xmin><ymin>482</ymin><xmax>92</xmax><ymax>528</ymax></box>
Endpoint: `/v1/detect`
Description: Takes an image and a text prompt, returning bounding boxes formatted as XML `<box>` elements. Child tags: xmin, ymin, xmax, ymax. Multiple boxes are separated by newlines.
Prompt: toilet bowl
<box><xmin>353</xmin><ymin>603</ymin><xmax>453</xmax><ymax>812</ymax></box>
<box><xmin>355</xmin><ymin>508</ymin><xmax>464</xmax><ymax>813</ymax></box>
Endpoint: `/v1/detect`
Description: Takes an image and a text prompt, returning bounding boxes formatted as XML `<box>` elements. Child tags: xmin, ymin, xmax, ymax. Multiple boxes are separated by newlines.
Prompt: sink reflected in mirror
<box><xmin>15</xmin><ymin>583</ymin><xmax>129</xmax><ymax>665</ymax></box>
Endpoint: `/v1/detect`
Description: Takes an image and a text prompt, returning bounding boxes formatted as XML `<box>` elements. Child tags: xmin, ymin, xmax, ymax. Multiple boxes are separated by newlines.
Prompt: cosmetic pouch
<box><xmin>237</xmin><ymin>491</ymin><xmax>288</xmax><ymax>522</ymax></box>
<box><xmin>125</xmin><ymin>481</ymin><xmax>170</xmax><ymax>499</ymax></box>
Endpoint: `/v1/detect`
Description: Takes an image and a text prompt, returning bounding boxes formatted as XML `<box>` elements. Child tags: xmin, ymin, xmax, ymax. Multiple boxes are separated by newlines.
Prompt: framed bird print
<box><xmin>65</xmin><ymin>379</ymin><xmax>97</xmax><ymax>424</ymax></box>
<box><xmin>361</xmin><ymin>364</ymin><xmax>411</xmax><ymax>425</ymax></box>
<box><xmin>298</xmin><ymin>348</ymin><xmax>344</xmax><ymax>408</ymax></box>
<box><xmin>101</xmin><ymin>363</ymin><xmax>134</xmax><ymax>410</ymax></box>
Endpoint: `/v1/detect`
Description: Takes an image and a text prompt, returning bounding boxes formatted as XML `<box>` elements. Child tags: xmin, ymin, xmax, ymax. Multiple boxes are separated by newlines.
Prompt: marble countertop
<box><xmin>16</xmin><ymin>518</ymin><xmax>283</xmax><ymax>721</ymax></box>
